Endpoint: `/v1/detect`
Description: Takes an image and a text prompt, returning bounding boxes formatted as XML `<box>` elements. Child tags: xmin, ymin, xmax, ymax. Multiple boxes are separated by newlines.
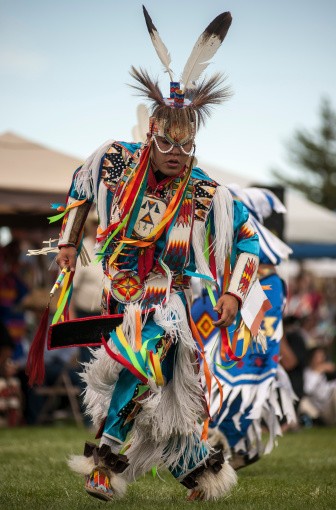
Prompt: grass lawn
<box><xmin>0</xmin><ymin>425</ymin><xmax>335</xmax><ymax>510</ymax></box>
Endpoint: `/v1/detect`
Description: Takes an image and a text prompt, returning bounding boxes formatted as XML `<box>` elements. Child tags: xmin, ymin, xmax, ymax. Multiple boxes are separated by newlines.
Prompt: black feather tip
<box><xmin>143</xmin><ymin>5</ymin><xmax>157</xmax><ymax>35</ymax></box>
<box><xmin>204</xmin><ymin>12</ymin><xmax>232</xmax><ymax>42</ymax></box>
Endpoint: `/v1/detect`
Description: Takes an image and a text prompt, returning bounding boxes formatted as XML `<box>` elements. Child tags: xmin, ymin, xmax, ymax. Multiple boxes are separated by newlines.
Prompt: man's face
<box><xmin>149</xmin><ymin>124</ymin><xmax>195</xmax><ymax>177</ymax></box>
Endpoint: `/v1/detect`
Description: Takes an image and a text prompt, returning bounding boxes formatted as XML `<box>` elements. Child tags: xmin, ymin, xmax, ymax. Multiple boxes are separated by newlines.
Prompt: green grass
<box><xmin>0</xmin><ymin>425</ymin><xmax>335</xmax><ymax>510</ymax></box>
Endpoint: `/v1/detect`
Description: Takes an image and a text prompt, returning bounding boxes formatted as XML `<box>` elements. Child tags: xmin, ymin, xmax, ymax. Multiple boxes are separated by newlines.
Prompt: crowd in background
<box><xmin>0</xmin><ymin>228</ymin><xmax>336</xmax><ymax>430</ymax></box>
<box><xmin>282</xmin><ymin>271</ymin><xmax>336</xmax><ymax>427</ymax></box>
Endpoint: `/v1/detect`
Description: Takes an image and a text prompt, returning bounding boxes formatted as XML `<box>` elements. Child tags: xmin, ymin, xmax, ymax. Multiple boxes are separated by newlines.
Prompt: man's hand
<box><xmin>213</xmin><ymin>294</ymin><xmax>239</xmax><ymax>328</ymax></box>
<box><xmin>56</xmin><ymin>246</ymin><xmax>77</xmax><ymax>272</ymax></box>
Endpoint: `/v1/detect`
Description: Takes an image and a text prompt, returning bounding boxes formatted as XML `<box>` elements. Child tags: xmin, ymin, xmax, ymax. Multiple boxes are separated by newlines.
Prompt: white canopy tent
<box><xmin>0</xmin><ymin>131</ymin><xmax>82</xmax><ymax>227</ymax></box>
<box><xmin>0</xmin><ymin>131</ymin><xmax>81</xmax><ymax>194</ymax></box>
<box><xmin>197</xmin><ymin>157</ymin><xmax>336</xmax><ymax>251</ymax></box>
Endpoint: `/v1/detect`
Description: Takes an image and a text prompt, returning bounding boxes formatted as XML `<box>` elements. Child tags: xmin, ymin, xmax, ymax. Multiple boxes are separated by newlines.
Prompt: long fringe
<box><xmin>81</xmin><ymin>303</ymin><xmax>145</xmax><ymax>427</ymax></box>
<box><xmin>81</xmin><ymin>340</ymin><xmax>122</xmax><ymax>428</ymax></box>
<box><xmin>250</xmin><ymin>216</ymin><xmax>293</xmax><ymax>264</ymax></box>
<box><xmin>59</xmin><ymin>198</ymin><xmax>80</xmax><ymax>243</ymax></box>
<box><xmin>97</xmin><ymin>183</ymin><xmax>109</xmax><ymax>232</ymax></box>
<box><xmin>211</xmin><ymin>365</ymin><xmax>297</xmax><ymax>457</ymax></box>
<box><xmin>123</xmin><ymin>293</ymin><xmax>209</xmax><ymax>480</ymax></box>
<box><xmin>192</xmin><ymin>221</ymin><xmax>215</xmax><ymax>288</ymax></box>
<box><xmin>123</xmin><ymin>425</ymin><xmax>207</xmax><ymax>482</ymax></box>
<box><xmin>212</xmin><ymin>185</ymin><xmax>234</xmax><ymax>274</ymax></box>
<box><xmin>82</xmin><ymin>292</ymin><xmax>210</xmax><ymax>478</ymax></box>
<box><xmin>74</xmin><ymin>140</ymin><xmax>114</xmax><ymax>199</ymax></box>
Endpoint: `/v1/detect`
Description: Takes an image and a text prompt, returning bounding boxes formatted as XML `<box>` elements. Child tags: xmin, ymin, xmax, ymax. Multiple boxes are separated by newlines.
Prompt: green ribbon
<box><xmin>214</xmin><ymin>361</ymin><xmax>237</xmax><ymax>370</ymax></box>
<box><xmin>95</xmin><ymin>213</ymin><xmax>130</xmax><ymax>263</ymax></box>
<box><xmin>51</xmin><ymin>284</ymin><xmax>73</xmax><ymax>324</ymax></box>
<box><xmin>47</xmin><ymin>210</ymin><xmax>68</xmax><ymax>223</ymax></box>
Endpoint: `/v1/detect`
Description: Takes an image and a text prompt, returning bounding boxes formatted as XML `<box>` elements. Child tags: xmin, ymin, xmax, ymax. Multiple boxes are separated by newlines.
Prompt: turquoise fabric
<box><xmin>104</xmin><ymin>318</ymin><xmax>169</xmax><ymax>442</ymax></box>
<box><xmin>103</xmin><ymin>312</ymin><xmax>210</xmax><ymax>478</ymax></box>
<box><xmin>169</xmin><ymin>436</ymin><xmax>209</xmax><ymax>479</ymax></box>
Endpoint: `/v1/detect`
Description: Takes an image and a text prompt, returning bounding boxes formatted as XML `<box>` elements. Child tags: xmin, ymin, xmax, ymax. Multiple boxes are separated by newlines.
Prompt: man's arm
<box><xmin>56</xmin><ymin>166</ymin><xmax>93</xmax><ymax>271</ymax></box>
<box><xmin>55</xmin><ymin>141</ymin><xmax>131</xmax><ymax>272</ymax></box>
<box><xmin>213</xmin><ymin>200</ymin><xmax>259</xmax><ymax>328</ymax></box>
<box><xmin>56</xmin><ymin>246</ymin><xmax>78</xmax><ymax>272</ymax></box>
<box><xmin>213</xmin><ymin>294</ymin><xmax>239</xmax><ymax>328</ymax></box>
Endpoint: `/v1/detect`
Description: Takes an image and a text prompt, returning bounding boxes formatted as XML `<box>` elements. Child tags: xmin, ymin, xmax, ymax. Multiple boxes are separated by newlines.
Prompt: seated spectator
<box><xmin>0</xmin><ymin>321</ymin><xmax>22</xmax><ymax>427</ymax></box>
<box><xmin>301</xmin><ymin>347</ymin><xmax>336</xmax><ymax>426</ymax></box>
<box><xmin>22</xmin><ymin>296</ymin><xmax>81</xmax><ymax>424</ymax></box>
<box><xmin>25</xmin><ymin>343</ymin><xmax>80</xmax><ymax>425</ymax></box>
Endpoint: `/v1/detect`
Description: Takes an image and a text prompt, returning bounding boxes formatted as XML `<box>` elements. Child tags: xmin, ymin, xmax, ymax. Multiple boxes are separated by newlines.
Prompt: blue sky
<box><xmin>1</xmin><ymin>0</ymin><xmax>335</xmax><ymax>183</ymax></box>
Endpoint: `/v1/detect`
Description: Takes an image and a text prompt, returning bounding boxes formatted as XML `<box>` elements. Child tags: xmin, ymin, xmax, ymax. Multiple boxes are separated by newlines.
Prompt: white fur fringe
<box><xmin>68</xmin><ymin>454</ymin><xmax>127</xmax><ymax>498</ymax></box>
<box><xmin>212</xmin><ymin>185</ymin><xmax>234</xmax><ymax>272</ymax></box>
<box><xmin>187</xmin><ymin>461</ymin><xmax>237</xmax><ymax>500</ymax></box>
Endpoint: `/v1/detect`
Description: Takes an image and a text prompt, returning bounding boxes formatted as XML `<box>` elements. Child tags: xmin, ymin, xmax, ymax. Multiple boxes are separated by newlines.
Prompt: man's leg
<box><xmin>71</xmin><ymin>367</ymin><xmax>141</xmax><ymax>501</ymax></box>
<box><xmin>69</xmin><ymin>319</ymin><xmax>168</xmax><ymax>500</ymax></box>
<box><xmin>169</xmin><ymin>433</ymin><xmax>237</xmax><ymax>501</ymax></box>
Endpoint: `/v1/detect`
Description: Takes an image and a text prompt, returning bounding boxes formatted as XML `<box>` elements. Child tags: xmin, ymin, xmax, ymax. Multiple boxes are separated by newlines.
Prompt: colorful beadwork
<box><xmin>174</xmin><ymin>89</ymin><xmax>185</xmax><ymax>108</ymax></box>
<box><xmin>196</xmin><ymin>312</ymin><xmax>215</xmax><ymax>340</ymax></box>
<box><xmin>85</xmin><ymin>468</ymin><xmax>114</xmax><ymax>501</ymax></box>
<box><xmin>110</xmin><ymin>270</ymin><xmax>144</xmax><ymax>304</ymax></box>
<box><xmin>170</xmin><ymin>81</ymin><xmax>180</xmax><ymax>98</ymax></box>
<box><xmin>133</xmin><ymin>195</ymin><xmax>166</xmax><ymax>238</ymax></box>
<box><xmin>238</xmin><ymin>257</ymin><xmax>258</xmax><ymax>299</ymax></box>
<box><xmin>237</xmin><ymin>220</ymin><xmax>256</xmax><ymax>241</ymax></box>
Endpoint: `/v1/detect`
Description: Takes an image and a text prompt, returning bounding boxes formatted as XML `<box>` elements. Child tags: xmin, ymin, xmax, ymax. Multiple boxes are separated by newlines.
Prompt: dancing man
<box><xmin>28</xmin><ymin>7</ymin><xmax>269</xmax><ymax>502</ymax></box>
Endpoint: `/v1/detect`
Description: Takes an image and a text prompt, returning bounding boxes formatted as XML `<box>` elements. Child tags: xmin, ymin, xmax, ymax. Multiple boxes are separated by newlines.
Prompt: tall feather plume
<box><xmin>186</xmin><ymin>73</ymin><xmax>232</xmax><ymax>127</ymax></box>
<box><xmin>129</xmin><ymin>66</ymin><xmax>164</xmax><ymax>110</ymax></box>
<box><xmin>143</xmin><ymin>5</ymin><xmax>174</xmax><ymax>81</ymax></box>
<box><xmin>181</xmin><ymin>12</ymin><xmax>232</xmax><ymax>90</ymax></box>
<box><xmin>132</xmin><ymin>104</ymin><xmax>150</xmax><ymax>143</ymax></box>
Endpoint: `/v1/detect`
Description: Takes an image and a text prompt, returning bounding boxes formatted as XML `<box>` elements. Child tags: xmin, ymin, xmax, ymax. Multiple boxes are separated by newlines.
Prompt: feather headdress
<box><xmin>130</xmin><ymin>6</ymin><xmax>233</xmax><ymax>134</ymax></box>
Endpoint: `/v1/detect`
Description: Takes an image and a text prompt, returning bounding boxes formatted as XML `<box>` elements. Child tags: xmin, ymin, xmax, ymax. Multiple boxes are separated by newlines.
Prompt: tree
<box><xmin>272</xmin><ymin>98</ymin><xmax>336</xmax><ymax>211</ymax></box>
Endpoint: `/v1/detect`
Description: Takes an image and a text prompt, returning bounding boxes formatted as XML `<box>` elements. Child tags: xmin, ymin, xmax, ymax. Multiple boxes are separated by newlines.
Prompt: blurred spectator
<box><xmin>312</xmin><ymin>279</ymin><xmax>336</xmax><ymax>350</ymax></box>
<box><xmin>22</xmin><ymin>292</ymin><xmax>81</xmax><ymax>424</ymax></box>
<box><xmin>25</xmin><ymin>346</ymin><xmax>80</xmax><ymax>425</ymax></box>
<box><xmin>287</xmin><ymin>270</ymin><xmax>322</xmax><ymax>320</ymax></box>
<box><xmin>0</xmin><ymin>320</ymin><xmax>22</xmax><ymax>427</ymax></box>
<box><xmin>0</xmin><ymin>240</ymin><xmax>29</xmax><ymax>362</ymax></box>
<box><xmin>300</xmin><ymin>347</ymin><xmax>336</xmax><ymax>426</ymax></box>
<box><xmin>0</xmin><ymin>320</ymin><xmax>14</xmax><ymax>374</ymax></box>
<box><xmin>280</xmin><ymin>316</ymin><xmax>309</xmax><ymax>411</ymax></box>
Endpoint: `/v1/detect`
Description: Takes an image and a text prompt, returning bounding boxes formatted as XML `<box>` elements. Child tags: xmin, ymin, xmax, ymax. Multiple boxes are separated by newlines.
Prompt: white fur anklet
<box><xmin>187</xmin><ymin>462</ymin><xmax>237</xmax><ymax>501</ymax></box>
